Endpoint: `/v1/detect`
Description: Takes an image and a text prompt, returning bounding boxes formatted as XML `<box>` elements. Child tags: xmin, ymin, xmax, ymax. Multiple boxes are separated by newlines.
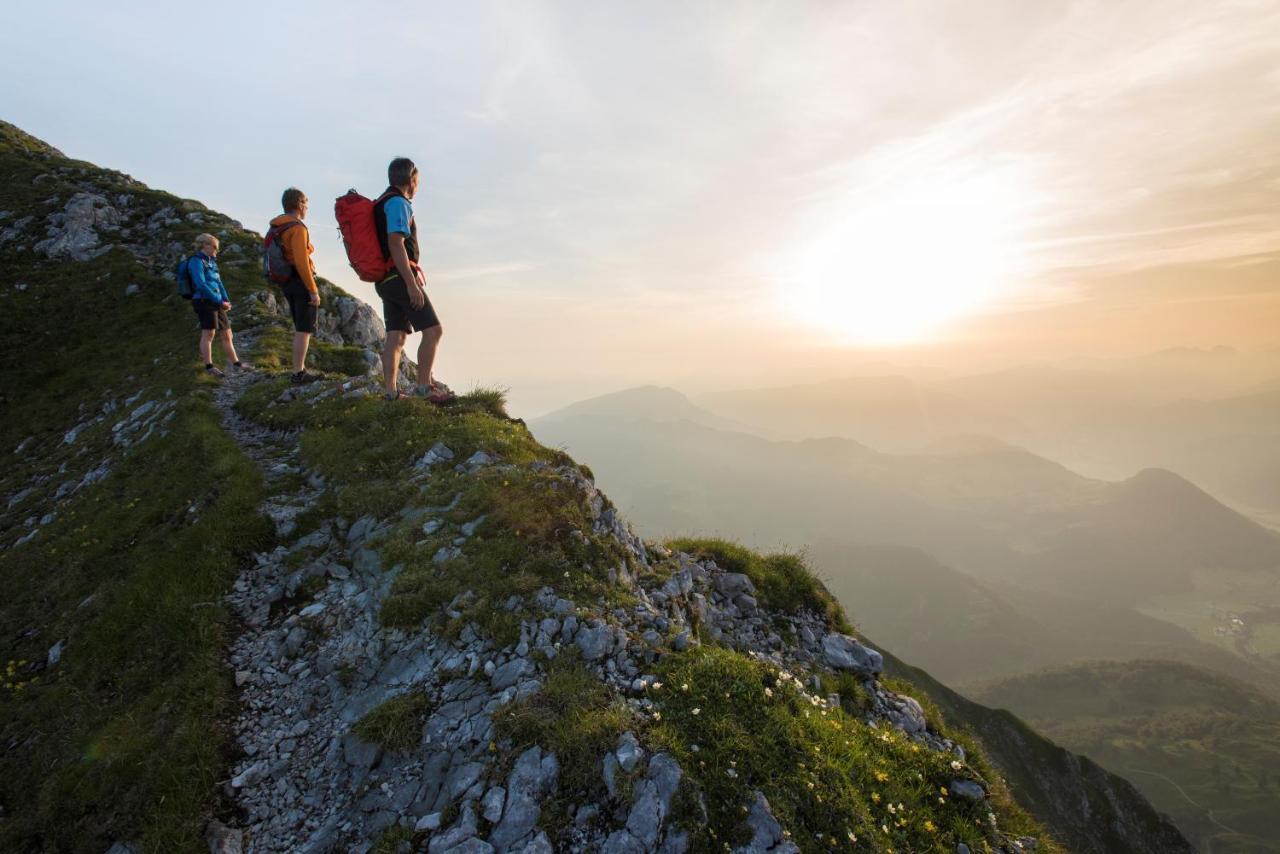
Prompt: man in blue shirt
<box><xmin>188</xmin><ymin>233</ymin><xmax>248</xmax><ymax>377</ymax></box>
<box><xmin>373</xmin><ymin>157</ymin><xmax>451</xmax><ymax>402</ymax></box>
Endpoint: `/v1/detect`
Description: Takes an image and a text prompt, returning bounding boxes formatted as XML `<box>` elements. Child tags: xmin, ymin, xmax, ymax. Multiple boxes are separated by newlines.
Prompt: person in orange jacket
<box><xmin>270</xmin><ymin>188</ymin><xmax>322</xmax><ymax>384</ymax></box>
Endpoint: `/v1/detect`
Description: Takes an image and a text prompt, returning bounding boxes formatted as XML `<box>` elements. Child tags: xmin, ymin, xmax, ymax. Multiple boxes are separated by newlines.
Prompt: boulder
<box><xmin>576</xmin><ymin>625</ymin><xmax>615</xmax><ymax>661</ymax></box>
<box><xmin>34</xmin><ymin>192</ymin><xmax>120</xmax><ymax>261</ymax></box>
<box><xmin>820</xmin><ymin>633</ymin><xmax>883</xmax><ymax>676</ymax></box>
<box><xmin>714</xmin><ymin>572</ymin><xmax>755</xmax><ymax>597</ymax></box>
<box><xmin>949</xmin><ymin>779</ymin><xmax>986</xmax><ymax>802</ymax></box>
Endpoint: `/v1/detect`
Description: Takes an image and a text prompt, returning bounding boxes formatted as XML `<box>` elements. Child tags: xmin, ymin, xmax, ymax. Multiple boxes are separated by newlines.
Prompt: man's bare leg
<box><xmin>199</xmin><ymin>329</ymin><xmax>215</xmax><ymax>365</ymax></box>
<box><xmin>416</xmin><ymin>324</ymin><xmax>443</xmax><ymax>389</ymax></box>
<box><xmin>293</xmin><ymin>332</ymin><xmax>311</xmax><ymax>374</ymax></box>
<box><xmin>217</xmin><ymin>328</ymin><xmax>240</xmax><ymax>366</ymax></box>
<box><xmin>382</xmin><ymin>331</ymin><xmax>405</xmax><ymax>394</ymax></box>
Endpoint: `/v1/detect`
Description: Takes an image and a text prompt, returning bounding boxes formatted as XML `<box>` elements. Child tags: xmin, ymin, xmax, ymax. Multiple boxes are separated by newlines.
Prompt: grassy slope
<box><xmin>877</xmin><ymin>650</ymin><xmax>1198</xmax><ymax>854</ymax></box>
<box><xmin>0</xmin><ymin>121</ymin><xmax>333</xmax><ymax>852</ymax></box>
<box><xmin>972</xmin><ymin>660</ymin><xmax>1280</xmax><ymax>853</ymax></box>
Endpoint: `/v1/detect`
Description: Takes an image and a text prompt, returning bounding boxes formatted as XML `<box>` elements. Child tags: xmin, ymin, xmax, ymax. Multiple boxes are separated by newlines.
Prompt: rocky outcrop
<box><xmin>315</xmin><ymin>287</ymin><xmax>386</xmax><ymax>349</ymax></box>
<box><xmin>33</xmin><ymin>192</ymin><xmax>121</xmax><ymax>260</ymax></box>
<box><xmin>209</xmin><ymin>370</ymin><xmax>1043</xmax><ymax>853</ymax></box>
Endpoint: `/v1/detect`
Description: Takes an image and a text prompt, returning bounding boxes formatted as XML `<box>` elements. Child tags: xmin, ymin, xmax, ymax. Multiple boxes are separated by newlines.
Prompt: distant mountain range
<box><xmin>695</xmin><ymin>366</ymin><xmax>1280</xmax><ymax>518</ymax></box>
<box><xmin>533</xmin><ymin>385</ymin><xmax>1280</xmax><ymax>597</ymax></box>
<box><xmin>534</xmin><ymin>383</ymin><xmax>1280</xmax><ymax>849</ymax></box>
<box><xmin>532</xmin><ymin>385</ymin><xmax>1280</xmax><ymax>695</ymax></box>
<box><xmin>973</xmin><ymin>659</ymin><xmax>1280</xmax><ymax>853</ymax></box>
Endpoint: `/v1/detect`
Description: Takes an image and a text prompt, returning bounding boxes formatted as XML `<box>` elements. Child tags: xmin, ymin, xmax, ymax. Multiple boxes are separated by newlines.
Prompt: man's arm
<box><xmin>388</xmin><ymin>233</ymin><xmax>424</xmax><ymax>309</ymax></box>
<box><xmin>285</xmin><ymin>224</ymin><xmax>321</xmax><ymax>305</ymax></box>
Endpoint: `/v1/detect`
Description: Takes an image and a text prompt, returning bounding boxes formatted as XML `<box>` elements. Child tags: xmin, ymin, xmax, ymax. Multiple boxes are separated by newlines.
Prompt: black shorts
<box><xmin>281</xmin><ymin>281</ymin><xmax>318</xmax><ymax>334</ymax></box>
<box><xmin>193</xmin><ymin>298</ymin><xmax>230</xmax><ymax>331</ymax></box>
<box><xmin>375</xmin><ymin>272</ymin><xmax>439</xmax><ymax>334</ymax></box>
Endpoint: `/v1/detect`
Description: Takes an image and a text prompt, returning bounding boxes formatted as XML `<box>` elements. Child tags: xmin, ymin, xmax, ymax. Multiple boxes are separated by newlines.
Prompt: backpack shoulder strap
<box><xmin>270</xmin><ymin>219</ymin><xmax>304</xmax><ymax>239</ymax></box>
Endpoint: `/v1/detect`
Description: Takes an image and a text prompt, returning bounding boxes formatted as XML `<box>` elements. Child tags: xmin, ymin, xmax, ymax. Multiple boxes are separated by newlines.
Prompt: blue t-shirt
<box><xmin>383</xmin><ymin>196</ymin><xmax>413</xmax><ymax>237</ymax></box>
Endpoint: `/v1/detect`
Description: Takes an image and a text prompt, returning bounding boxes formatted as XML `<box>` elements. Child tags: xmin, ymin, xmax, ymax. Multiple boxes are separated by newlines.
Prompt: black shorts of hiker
<box><xmin>184</xmin><ymin>233</ymin><xmax>248</xmax><ymax>378</ymax></box>
<box><xmin>372</xmin><ymin>157</ymin><xmax>451</xmax><ymax>403</ymax></box>
<box><xmin>264</xmin><ymin>188</ymin><xmax>323</xmax><ymax>385</ymax></box>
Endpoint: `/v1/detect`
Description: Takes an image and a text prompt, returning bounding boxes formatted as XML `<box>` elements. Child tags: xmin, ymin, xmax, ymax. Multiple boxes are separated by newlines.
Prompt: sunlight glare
<box><xmin>787</xmin><ymin>169</ymin><xmax>1026</xmax><ymax>345</ymax></box>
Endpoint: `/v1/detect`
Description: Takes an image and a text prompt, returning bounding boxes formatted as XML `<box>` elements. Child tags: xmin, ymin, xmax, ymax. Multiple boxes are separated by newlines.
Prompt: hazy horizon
<box><xmin>4</xmin><ymin>1</ymin><xmax>1278</xmax><ymax>416</ymax></box>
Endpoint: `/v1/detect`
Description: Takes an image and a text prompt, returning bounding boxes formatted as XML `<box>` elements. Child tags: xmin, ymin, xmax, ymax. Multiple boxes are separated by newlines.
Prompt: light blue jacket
<box><xmin>188</xmin><ymin>252</ymin><xmax>229</xmax><ymax>303</ymax></box>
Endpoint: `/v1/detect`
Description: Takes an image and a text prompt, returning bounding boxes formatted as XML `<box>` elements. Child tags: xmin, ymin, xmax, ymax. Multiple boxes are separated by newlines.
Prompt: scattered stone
<box><xmin>576</xmin><ymin>624</ymin><xmax>615</xmax><ymax>661</ymax></box>
<box><xmin>820</xmin><ymin>633</ymin><xmax>883</xmax><ymax>676</ymax></box>
<box><xmin>616</xmin><ymin>730</ymin><xmax>645</xmax><ymax>773</ymax></box>
<box><xmin>714</xmin><ymin>572</ymin><xmax>755</xmax><ymax>597</ymax></box>
<box><xmin>465</xmin><ymin>450</ymin><xmax>495</xmax><ymax>467</ymax></box>
<box><xmin>204</xmin><ymin>820</ymin><xmax>244</xmax><ymax>854</ymax></box>
<box><xmin>949</xmin><ymin>779</ymin><xmax>986</xmax><ymax>802</ymax></box>
<box><xmin>489</xmin><ymin>746</ymin><xmax>559</xmax><ymax>851</ymax></box>
<box><xmin>734</xmin><ymin>791</ymin><xmax>799</xmax><ymax>854</ymax></box>
<box><xmin>482</xmin><ymin>785</ymin><xmax>506</xmax><ymax>822</ymax></box>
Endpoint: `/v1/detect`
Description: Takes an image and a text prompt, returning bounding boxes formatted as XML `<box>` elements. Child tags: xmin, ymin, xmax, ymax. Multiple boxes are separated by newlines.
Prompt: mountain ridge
<box><xmin>0</xmin><ymin>119</ymin><xmax>1192</xmax><ymax>853</ymax></box>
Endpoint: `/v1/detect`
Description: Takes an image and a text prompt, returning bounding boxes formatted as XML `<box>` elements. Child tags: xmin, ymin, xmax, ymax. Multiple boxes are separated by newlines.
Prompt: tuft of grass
<box><xmin>371</xmin><ymin>824</ymin><xmax>414</xmax><ymax>854</ymax></box>
<box><xmin>648</xmin><ymin>645</ymin><xmax>1058</xmax><ymax>854</ymax></box>
<box><xmin>353</xmin><ymin>691</ymin><xmax>435</xmax><ymax>752</ymax></box>
<box><xmin>456</xmin><ymin>385</ymin><xmax>511</xmax><ymax>420</ymax></box>
<box><xmin>494</xmin><ymin>650</ymin><xmax>635</xmax><ymax>800</ymax></box>
<box><xmin>666</xmin><ymin>538</ymin><xmax>853</xmax><ymax>633</ymax></box>
<box><xmin>378</xmin><ymin>465</ymin><xmax>627</xmax><ymax>637</ymax></box>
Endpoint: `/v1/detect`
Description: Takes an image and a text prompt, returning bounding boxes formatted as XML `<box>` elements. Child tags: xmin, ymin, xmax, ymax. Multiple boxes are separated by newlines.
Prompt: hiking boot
<box><xmin>412</xmin><ymin>384</ymin><xmax>454</xmax><ymax>404</ymax></box>
<box><xmin>290</xmin><ymin>370</ymin><xmax>321</xmax><ymax>385</ymax></box>
<box><xmin>205</xmin><ymin>365</ymin><xmax>226</xmax><ymax>379</ymax></box>
<box><xmin>234</xmin><ymin>361</ymin><xmax>254</xmax><ymax>373</ymax></box>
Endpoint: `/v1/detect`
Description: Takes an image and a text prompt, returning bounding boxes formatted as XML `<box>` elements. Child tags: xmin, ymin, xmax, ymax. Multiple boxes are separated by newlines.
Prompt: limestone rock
<box><xmin>950</xmin><ymin>779</ymin><xmax>987</xmax><ymax>802</ymax></box>
<box><xmin>34</xmin><ymin>192</ymin><xmax>120</xmax><ymax>261</ymax></box>
<box><xmin>820</xmin><ymin>633</ymin><xmax>883</xmax><ymax>676</ymax></box>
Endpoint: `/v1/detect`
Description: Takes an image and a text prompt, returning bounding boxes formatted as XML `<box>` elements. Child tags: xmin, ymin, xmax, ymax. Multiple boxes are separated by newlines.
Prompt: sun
<box><xmin>785</xmin><ymin>168</ymin><xmax>1026</xmax><ymax>345</ymax></box>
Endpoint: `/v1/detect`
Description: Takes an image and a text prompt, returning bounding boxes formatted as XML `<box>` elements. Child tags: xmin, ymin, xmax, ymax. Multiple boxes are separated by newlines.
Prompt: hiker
<box><xmin>373</xmin><ymin>157</ymin><xmax>452</xmax><ymax>403</ymax></box>
<box><xmin>188</xmin><ymin>233</ymin><xmax>248</xmax><ymax>377</ymax></box>
<box><xmin>268</xmin><ymin>187</ymin><xmax>322</xmax><ymax>384</ymax></box>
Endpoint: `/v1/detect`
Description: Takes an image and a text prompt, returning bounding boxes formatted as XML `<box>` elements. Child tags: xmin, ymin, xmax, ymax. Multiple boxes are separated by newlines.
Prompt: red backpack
<box><xmin>334</xmin><ymin>190</ymin><xmax>393</xmax><ymax>282</ymax></box>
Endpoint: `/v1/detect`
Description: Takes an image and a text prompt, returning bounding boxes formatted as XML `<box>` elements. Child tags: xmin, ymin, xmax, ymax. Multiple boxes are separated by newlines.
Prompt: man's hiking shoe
<box><xmin>234</xmin><ymin>361</ymin><xmax>254</xmax><ymax>373</ymax></box>
<box><xmin>413</xmin><ymin>384</ymin><xmax>454</xmax><ymax>404</ymax></box>
<box><xmin>291</xmin><ymin>370</ymin><xmax>321</xmax><ymax>385</ymax></box>
<box><xmin>383</xmin><ymin>389</ymin><xmax>410</xmax><ymax>401</ymax></box>
<box><xmin>205</xmin><ymin>365</ymin><xmax>225</xmax><ymax>379</ymax></box>
<box><xmin>423</xmin><ymin>380</ymin><xmax>457</xmax><ymax>402</ymax></box>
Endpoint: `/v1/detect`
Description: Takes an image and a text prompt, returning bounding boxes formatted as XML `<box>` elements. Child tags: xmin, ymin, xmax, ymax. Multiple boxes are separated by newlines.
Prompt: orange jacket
<box><xmin>270</xmin><ymin>213</ymin><xmax>319</xmax><ymax>294</ymax></box>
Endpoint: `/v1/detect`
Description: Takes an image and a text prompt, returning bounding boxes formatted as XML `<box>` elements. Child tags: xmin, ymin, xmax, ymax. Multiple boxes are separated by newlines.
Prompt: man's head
<box><xmin>195</xmin><ymin>233</ymin><xmax>219</xmax><ymax>257</ymax></box>
<box><xmin>388</xmin><ymin>157</ymin><xmax>420</xmax><ymax>198</ymax></box>
<box><xmin>282</xmin><ymin>187</ymin><xmax>309</xmax><ymax>219</ymax></box>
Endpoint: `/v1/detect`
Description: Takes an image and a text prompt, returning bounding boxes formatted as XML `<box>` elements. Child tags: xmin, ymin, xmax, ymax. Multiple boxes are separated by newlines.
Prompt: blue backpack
<box><xmin>174</xmin><ymin>255</ymin><xmax>196</xmax><ymax>299</ymax></box>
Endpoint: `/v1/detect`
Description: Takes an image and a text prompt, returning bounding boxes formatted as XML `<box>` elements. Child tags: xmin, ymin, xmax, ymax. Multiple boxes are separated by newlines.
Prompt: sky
<box><xmin>3</xmin><ymin>1</ymin><xmax>1279</xmax><ymax>415</ymax></box>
